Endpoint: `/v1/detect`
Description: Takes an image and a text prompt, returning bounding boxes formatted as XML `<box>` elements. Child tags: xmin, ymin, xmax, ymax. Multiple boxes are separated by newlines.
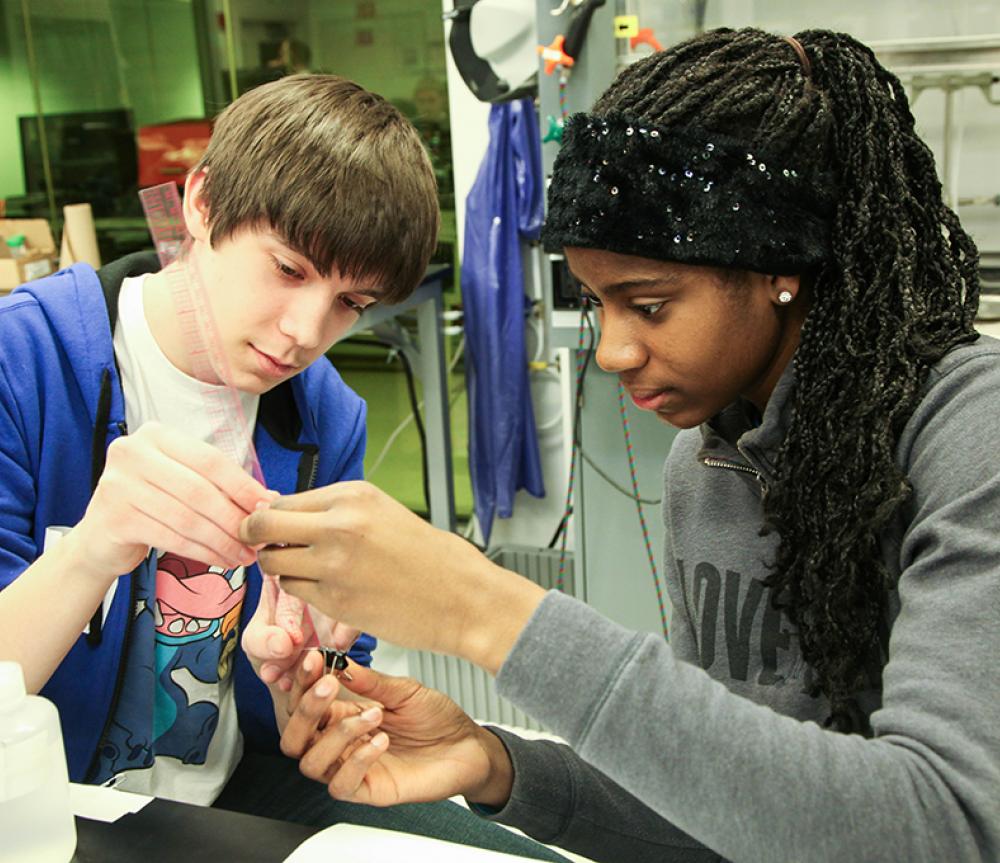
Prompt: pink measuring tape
<box><xmin>139</xmin><ymin>183</ymin><xmax>344</xmax><ymax>670</ymax></box>
<box><xmin>139</xmin><ymin>184</ymin><xmax>263</xmax><ymax>479</ymax></box>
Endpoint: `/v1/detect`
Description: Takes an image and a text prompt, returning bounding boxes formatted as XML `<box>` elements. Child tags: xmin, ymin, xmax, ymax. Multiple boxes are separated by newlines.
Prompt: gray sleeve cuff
<box><xmin>478</xmin><ymin>727</ymin><xmax>723</xmax><ymax>863</ymax></box>
<box><xmin>477</xmin><ymin>726</ymin><xmax>576</xmax><ymax>842</ymax></box>
<box><xmin>495</xmin><ymin>590</ymin><xmax>647</xmax><ymax>747</ymax></box>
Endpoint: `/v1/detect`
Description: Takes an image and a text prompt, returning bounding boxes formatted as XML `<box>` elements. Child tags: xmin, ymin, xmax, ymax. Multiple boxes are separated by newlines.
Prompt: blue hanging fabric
<box><xmin>461</xmin><ymin>98</ymin><xmax>546</xmax><ymax>544</ymax></box>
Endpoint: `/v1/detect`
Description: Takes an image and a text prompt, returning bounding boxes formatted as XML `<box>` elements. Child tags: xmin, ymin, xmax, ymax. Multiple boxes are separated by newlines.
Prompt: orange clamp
<box><xmin>630</xmin><ymin>27</ymin><xmax>663</xmax><ymax>53</ymax></box>
<box><xmin>537</xmin><ymin>34</ymin><xmax>575</xmax><ymax>76</ymax></box>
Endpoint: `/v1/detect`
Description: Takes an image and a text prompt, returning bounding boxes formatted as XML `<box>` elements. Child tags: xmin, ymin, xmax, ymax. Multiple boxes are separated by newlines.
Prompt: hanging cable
<box><xmin>616</xmin><ymin>381</ymin><xmax>668</xmax><ymax>640</ymax></box>
<box><xmin>366</xmin><ymin>336</ymin><xmax>466</xmax><ymax>478</ymax></box>
<box><xmin>579</xmin><ymin>447</ymin><xmax>661</xmax><ymax>505</ymax></box>
<box><xmin>552</xmin><ymin>72</ymin><xmax>586</xmax><ymax>581</ymax></box>
<box><xmin>341</xmin><ymin>337</ymin><xmax>429</xmax><ymax>514</ymax></box>
<box><xmin>554</xmin><ymin>306</ymin><xmax>595</xmax><ymax>589</ymax></box>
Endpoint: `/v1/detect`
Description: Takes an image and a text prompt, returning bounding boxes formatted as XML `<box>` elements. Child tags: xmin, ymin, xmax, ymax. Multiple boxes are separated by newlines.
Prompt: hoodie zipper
<box><xmin>701</xmin><ymin>456</ymin><xmax>767</xmax><ymax>492</ymax></box>
<box><xmin>302</xmin><ymin>449</ymin><xmax>320</xmax><ymax>492</ymax></box>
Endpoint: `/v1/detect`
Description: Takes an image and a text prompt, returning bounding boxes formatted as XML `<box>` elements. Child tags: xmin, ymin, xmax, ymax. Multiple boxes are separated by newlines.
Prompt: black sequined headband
<box><xmin>541</xmin><ymin>112</ymin><xmax>836</xmax><ymax>275</ymax></box>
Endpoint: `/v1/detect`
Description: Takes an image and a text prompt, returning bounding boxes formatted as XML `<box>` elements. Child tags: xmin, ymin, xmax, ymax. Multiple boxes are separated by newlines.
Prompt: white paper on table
<box><xmin>284</xmin><ymin>824</ymin><xmax>546</xmax><ymax>862</ymax></box>
<box><xmin>69</xmin><ymin>782</ymin><xmax>153</xmax><ymax>823</ymax></box>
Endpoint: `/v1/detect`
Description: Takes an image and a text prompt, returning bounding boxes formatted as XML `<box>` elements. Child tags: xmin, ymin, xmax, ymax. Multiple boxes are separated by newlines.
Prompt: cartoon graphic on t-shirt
<box><xmin>95</xmin><ymin>550</ymin><xmax>247</xmax><ymax>782</ymax></box>
<box><xmin>151</xmin><ymin>552</ymin><xmax>246</xmax><ymax>751</ymax></box>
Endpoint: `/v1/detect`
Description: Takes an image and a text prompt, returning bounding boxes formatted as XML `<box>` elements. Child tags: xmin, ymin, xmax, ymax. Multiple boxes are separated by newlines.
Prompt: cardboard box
<box><xmin>0</xmin><ymin>219</ymin><xmax>58</xmax><ymax>293</ymax></box>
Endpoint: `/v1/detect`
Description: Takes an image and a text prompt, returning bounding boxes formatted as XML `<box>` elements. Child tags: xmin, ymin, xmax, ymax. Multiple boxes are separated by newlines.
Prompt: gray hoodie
<box><xmin>485</xmin><ymin>336</ymin><xmax>1000</xmax><ymax>862</ymax></box>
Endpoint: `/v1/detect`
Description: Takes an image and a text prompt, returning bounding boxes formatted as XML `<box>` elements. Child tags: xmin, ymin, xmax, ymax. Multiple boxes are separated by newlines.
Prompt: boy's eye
<box><xmin>272</xmin><ymin>257</ymin><xmax>303</xmax><ymax>280</ymax></box>
<box><xmin>341</xmin><ymin>295</ymin><xmax>374</xmax><ymax>316</ymax></box>
<box><xmin>581</xmin><ymin>292</ymin><xmax>601</xmax><ymax>308</ymax></box>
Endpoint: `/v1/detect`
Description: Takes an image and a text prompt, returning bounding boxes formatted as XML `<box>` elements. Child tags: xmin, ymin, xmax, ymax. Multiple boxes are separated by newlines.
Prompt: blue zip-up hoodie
<box><xmin>0</xmin><ymin>252</ymin><xmax>374</xmax><ymax>783</ymax></box>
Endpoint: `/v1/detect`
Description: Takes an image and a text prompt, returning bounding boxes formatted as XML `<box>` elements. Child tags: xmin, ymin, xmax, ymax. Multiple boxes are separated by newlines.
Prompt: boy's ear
<box><xmin>183</xmin><ymin>169</ymin><xmax>212</xmax><ymax>243</ymax></box>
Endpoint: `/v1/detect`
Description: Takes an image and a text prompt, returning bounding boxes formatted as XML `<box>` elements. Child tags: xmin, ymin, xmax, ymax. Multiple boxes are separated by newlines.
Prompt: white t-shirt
<box><xmin>109</xmin><ymin>273</ymin><xmax>260</xmax><ymax>805</ymax></box>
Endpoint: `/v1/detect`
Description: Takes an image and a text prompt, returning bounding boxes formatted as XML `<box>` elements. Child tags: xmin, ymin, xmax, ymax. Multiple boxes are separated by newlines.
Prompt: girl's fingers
<box><xmin>280</xmin><ymin>675</ymin><xmax>347</xmax><ymax>757</ymax></box>
<box><xmin>326</xmin><ymin>732</ymin><xmax>389</xmax><ymax>801</ymax></box>
<box><xmin>298</xmin><ymin>707</ymin><xmax>383</xmax><ymax>782</ymax></box>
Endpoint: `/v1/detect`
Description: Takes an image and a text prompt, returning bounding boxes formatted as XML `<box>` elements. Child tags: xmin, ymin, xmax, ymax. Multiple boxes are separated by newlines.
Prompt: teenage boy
<box><xmin>0</xmin><ymin>76</ymin><xmax>562</xmax><ymax>858</ymax></box>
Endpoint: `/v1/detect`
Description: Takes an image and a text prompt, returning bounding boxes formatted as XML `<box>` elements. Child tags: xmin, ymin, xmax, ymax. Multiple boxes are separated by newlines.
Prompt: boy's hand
<box><xmin>281</xmin><ymin>658</ymin><xmax>514</xmax><ymax>808</ymax></box>
<box><xmin>243</xmin><ymin>570</ymin><xmax>361</xmax><ymax>693</ymax></box>
<box><xmin>70</xmin><ymin>422</ymin><xmax>271</xmax><ymax>587</ymax></box>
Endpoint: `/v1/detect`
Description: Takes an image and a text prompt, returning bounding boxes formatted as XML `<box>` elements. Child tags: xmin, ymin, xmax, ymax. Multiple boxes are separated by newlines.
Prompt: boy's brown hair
<box><xmin>197</xmin><ymin>74</ymin><xmax>439</xmax><ymax>303</ymax></box>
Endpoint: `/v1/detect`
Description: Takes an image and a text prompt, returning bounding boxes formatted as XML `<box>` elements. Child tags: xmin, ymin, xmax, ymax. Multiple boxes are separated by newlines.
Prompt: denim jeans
<box><xmin>212</xmin><ymin>751</ymin><xmax>569</xmax><ymax>862</ymax></box>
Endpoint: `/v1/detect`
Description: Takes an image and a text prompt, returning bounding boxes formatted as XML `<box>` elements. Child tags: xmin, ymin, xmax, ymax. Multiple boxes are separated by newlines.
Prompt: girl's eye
<box><xmin>581</xmin><ymin>293</ymin><xmax>601</xmax><ymax>308</ymax></box>
<box><xmin>634</xmin><ymin>301</ymin><xmax>665</xmax><ymax>318</ymax></box>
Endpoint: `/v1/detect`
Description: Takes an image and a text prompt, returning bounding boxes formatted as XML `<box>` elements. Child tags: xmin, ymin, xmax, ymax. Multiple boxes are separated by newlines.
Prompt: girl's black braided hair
<box><xmin>592</xmin><ymin>28</ymin><xmax>980</xmax><ymax>733</ymax></box>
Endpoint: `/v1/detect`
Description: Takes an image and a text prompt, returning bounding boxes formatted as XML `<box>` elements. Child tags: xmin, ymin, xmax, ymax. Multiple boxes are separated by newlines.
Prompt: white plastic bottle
<box><xmin>0</xmin><ymin>661</ymin><xmax>77</xmax><ymax>863</ymax></box>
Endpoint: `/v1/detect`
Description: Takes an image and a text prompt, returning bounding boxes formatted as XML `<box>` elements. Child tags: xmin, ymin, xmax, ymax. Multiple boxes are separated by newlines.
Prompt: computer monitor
<box><xmin>19</xmin><ymin>109</ymin><xmax>139</xmax><ymax>218</ymax></box>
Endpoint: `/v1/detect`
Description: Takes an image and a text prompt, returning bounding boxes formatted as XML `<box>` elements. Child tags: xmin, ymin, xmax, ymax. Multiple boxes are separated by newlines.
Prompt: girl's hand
<box><xmin>240</xmin><ymin>482</ymin><xmax>545</xmax><ymax>672</ymax></box>
<box><xmin>281</xmin><ymin>658</ymin><xmax>515</xmax><ymax>808</ymax></box>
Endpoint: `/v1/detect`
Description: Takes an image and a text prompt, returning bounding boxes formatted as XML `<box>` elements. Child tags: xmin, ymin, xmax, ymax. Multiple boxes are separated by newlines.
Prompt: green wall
<box><xmin>0</xmin><ymin>0</ymin><xmax>203</xmax><ymax>204</ymax></box>
<box><xmin>0</xmin><ymin>3</ymin><xmax>35</xmax><ymax>199</ymax></box>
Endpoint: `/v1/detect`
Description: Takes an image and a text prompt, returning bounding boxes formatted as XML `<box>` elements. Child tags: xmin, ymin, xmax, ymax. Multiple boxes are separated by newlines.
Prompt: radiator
<box><xmin>408</xmin><ymin>545</ymin><xmax>575</xmax><ymax>731</ymax></box>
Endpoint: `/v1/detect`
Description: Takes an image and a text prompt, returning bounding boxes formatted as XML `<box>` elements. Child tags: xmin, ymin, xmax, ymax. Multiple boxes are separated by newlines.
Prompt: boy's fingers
<box><xmin>247</xmin><ymin>574</ymin><xmax>307</xmax><ymax>651</ymax></box>
<box><xmin>117</xmin><ymin>509</ymin><xmax>242</xmax><ymax>570</ymax></box>
<box><xmin>120</xmin><ymin>478</ymin><xmax>255</xmax><ymax>567</ymax></box>
<box><xmin>275</xmin><ymin>587</ymin><xmax>306</xmax><ymax>642</ymax></box>
<box><xmin>153</xmin><ymin>425</ymin><xmax>272</xmax><ymax>513</ymax></box>
<box><xmin>143</xmin><ymin>448</ymin><xmax>261</xmax><ymax>531</ymax></box>
<box><xmin>242</xmin><ymin>622</ymin><xmax>295</xmax><ymax>665</ymax></box>
<box><xmin>258</xmin><ymin>573</ymin><xmax>279</xmax><ymax>618</ymax></box>
<box><xmin>288</xmin><ymin>650</ymin><xmax>323</xmax><ymax>714</ymax></box>
<box><xmin>258</xmin><ymin>663</ymin><xmax>282</xmax><ymax>685</ymax></box>
<box><xmin>273</xmin><ymin>575</ymin><xmax>326</xmax><ymax>610</ymax></box>
<box><xmin>305</xmin><ymin>608</ymin><xmax>357</xmax><ymax>655</ymax></box>
<box><xmin>331</xmin><ymin>622</ymin><xmax>361</xmax><ymax>653</ymax></box>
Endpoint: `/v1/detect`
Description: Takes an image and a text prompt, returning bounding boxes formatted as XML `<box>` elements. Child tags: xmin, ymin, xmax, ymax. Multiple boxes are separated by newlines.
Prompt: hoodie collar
<box><xmin>13</xmin><ymin>256</ymin><xmax>153</xmax><ymax>427</ymax></box>
<box><xmin>698</xmin><ymin>360</ymin><xmax>798</xmax><ymax>486</ymax></box>
<box><xmin>96</xmin><ymin>251</ymin><xmax>162</xmax><ymax>334</ymax></box>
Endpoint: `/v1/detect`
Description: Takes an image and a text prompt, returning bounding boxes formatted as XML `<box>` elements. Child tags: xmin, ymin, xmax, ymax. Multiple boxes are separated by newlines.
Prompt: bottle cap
<box><xmin>0</xmin><ymin>661</ymin><xmax>27</xmax><ymax>706</ymax></box>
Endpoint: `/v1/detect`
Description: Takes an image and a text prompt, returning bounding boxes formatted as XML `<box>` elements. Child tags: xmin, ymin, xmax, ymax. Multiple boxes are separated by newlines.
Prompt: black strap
<box><xmin>82</xmin><ymin>251</ymin><xmax>159</xmax><ymax>645</ymax></box>
<box><xmin>563</xmin><ymin>0</ymin><xmax>607</xmax><ymax>59</ymax></box>
<box><xmin>86</xmin><ymin>367</ymin><xmax>114</xmax><ymax>646</ymax></box>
